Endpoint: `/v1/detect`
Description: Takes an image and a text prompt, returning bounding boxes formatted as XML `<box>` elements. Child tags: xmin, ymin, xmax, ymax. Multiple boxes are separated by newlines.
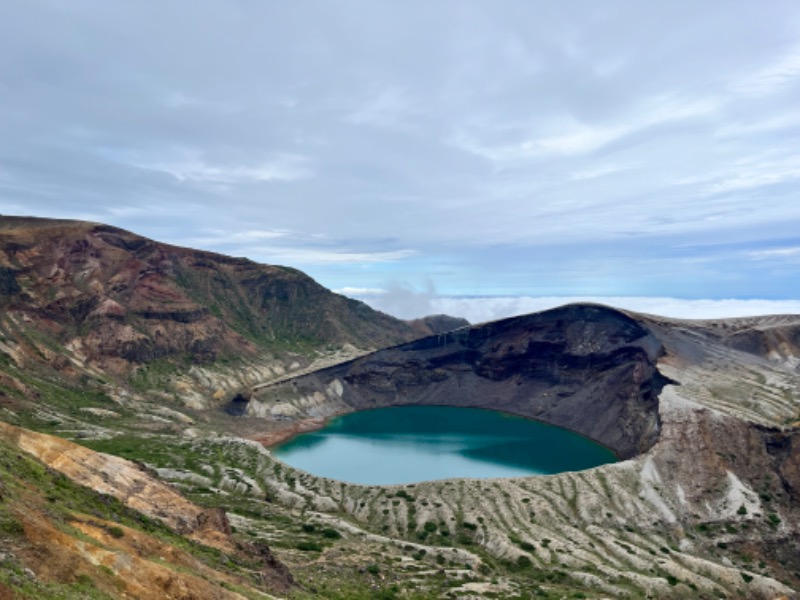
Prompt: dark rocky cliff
<box><xmin>407</xmin><ymin>314</ymin><xmax>470</xmax><ymax>336</ymax></box>
<box><xmin>259</xmin><ymin>304</ymin><xmax>670</xmax><ymax>458</ymax></box>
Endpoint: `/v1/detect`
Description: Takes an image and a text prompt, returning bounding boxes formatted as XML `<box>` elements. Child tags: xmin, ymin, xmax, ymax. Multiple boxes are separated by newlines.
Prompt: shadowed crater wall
<box><xmin>258</xmin><ymin>304</ymin><xmax>670</xmax><ymax>459</ymax></box>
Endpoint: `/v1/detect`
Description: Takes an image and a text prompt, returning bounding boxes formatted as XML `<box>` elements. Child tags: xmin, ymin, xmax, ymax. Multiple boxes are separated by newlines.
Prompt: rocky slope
<box><xmin>230</xmin><ymin>304</ymin><xmax>800</xmax><ymax>598</ymax></box>
<box><xmin>408</xmin><ymin>314</ymin><xmax>470</xmax><ymax>337</ymax></box>
<box><xmin>2</xmin><ymin>215</ymin><xmax>800</xmax><ymax>598</ymax></box>
<box><xmin>0</xmin><ymin>215</ymin><xmax>476</xmax><ymax>427</ymax></box>
<box><xmin>0</xmin><ymin>216</ymin><xmax>421</xmax><ymax>375</ymax></box>
<box><xmin>0</xmin><ymin>421</ymin><xmax>292</xmax><ymax>599</ymax></box>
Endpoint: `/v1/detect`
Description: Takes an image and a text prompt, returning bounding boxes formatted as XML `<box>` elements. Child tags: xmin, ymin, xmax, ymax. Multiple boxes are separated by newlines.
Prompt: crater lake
<box><xmin>272</xmin><ymin>405</ymin><xmax>617</xmax><ymax>484</ymax></box>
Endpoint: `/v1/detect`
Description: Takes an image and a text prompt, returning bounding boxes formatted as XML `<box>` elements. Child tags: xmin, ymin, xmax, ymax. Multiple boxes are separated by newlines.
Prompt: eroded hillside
<box><xmin>0</xmin><ymin>215</ymin><xmax>457</xmax><ymax>430</ymax></box>
<box><xmin>1</xmin><ymin>217</ymin><xmax>799</xmax><ymax>599</ymax></box>
<box><xmin>232</xmin><ymin>304</ymin><xmax>800</xmax><ymax>598</ymax></box>
<box><xmin>0</xmin><ymin>215</ymin><xmax>421</xmax><ymax>391</ymax></box>
<box><xmin>0</xmin><ymin>422</ymin><xmax>292</xmax><ymax>599</ymax></box>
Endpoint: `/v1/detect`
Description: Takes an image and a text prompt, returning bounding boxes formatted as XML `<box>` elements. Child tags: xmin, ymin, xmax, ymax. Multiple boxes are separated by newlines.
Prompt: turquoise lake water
<box><xmin>272</xmin><ymin>406</ymin><xmax>617</xmax><ymax>484</ymax></box>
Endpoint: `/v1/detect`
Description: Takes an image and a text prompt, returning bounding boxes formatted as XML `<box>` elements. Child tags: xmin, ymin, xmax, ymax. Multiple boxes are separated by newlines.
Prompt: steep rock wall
<box><xmin>257</xmin><ymin>304</ymin><xmax>669</xmax><ymax>458</ymax></box>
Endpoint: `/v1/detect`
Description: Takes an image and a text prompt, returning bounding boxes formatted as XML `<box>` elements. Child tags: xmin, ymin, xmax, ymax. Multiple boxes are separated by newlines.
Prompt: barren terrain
<box><xmin>1</xmin><ymin>217</ymin><xmax>799</xmax><ymax>599</ymax></box>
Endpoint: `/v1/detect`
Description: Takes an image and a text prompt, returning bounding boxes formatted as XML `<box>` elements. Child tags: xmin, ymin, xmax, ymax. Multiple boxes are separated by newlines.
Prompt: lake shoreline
<box><xmin>250</xmin><ymin>415</ymin><xmax>338</xmax><ymax>447</ymax></box>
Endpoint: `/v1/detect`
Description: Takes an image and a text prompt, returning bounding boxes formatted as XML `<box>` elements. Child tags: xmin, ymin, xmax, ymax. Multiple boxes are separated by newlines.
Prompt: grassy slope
<box><xmin>0</xmin><ymin>430</ymin><xmax>279</xmax><ymax>599</ymax></box>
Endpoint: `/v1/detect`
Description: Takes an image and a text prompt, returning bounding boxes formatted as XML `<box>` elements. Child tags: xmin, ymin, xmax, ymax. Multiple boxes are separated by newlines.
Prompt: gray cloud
<box><xmin>1</xmin><ymin>0</ymin><xmax>800</xmax><ymax>302</ymax></box>
<box><xmin>343</xmin><ymin>281</ymin><xmax>438</xmax><ymax>321</ymax></box>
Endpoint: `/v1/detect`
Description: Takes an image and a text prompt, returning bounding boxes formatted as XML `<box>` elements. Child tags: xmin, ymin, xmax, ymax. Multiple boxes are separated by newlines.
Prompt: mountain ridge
<box><xmin>0</xmin><ymin>215</ymin><xmax>422</xmax><ymax>369</ymax></box>
<box><xmin>1</xmin><ymin>216</ymin><xmax>800</xmax><ymax>598</ymax></box>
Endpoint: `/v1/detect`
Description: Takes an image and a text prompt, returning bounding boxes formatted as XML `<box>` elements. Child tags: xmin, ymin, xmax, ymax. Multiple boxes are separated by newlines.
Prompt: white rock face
<box><xmin>328</xmin><ymin>378</ymin><xmax>344</xmax><ymax>398</ymax></box>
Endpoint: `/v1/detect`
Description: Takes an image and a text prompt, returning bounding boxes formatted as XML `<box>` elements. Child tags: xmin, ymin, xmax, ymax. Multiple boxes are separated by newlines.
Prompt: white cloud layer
<box><xmin>350</xmin><ymin>293</ymin><xmax>800</xmax><ymax>324</ymax></box>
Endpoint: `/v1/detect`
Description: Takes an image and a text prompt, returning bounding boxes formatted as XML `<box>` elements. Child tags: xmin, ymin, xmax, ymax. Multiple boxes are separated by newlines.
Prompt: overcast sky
<box><xmin>2</xmin><ymin>1</ymin><xmax>800</xmax><ymax>319</ymax></box>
